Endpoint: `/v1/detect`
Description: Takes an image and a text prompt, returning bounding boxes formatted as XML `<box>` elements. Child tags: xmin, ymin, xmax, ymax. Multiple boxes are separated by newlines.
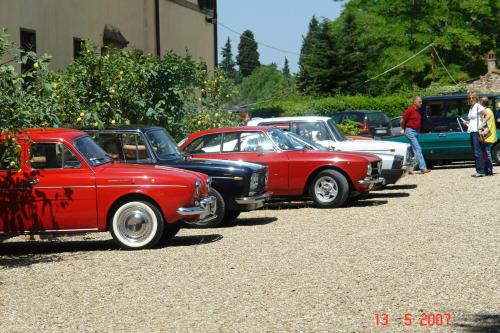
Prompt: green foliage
<box><xmin>180</xmin><ymin>109</ymin><xmax>239</xmax><ymax>138</ymax></box>
<box><xmin>219</xmin><ymin>37</ymin><xmax>239</xmax><ymax>82</ymax></box>
<box><xmin>253</xmin><ymin>95</ymin><xmax>412</xmax><ymax>118</ymax></box>
<box><xmin>282</xmin><ymin>57</ymin><xmax>291</xmax><ymax>76</ymax></box>
<box><xmin>0</xmin><ymin>136</ymin><xmax>22</xmax><ymax>171</ymax></box>
<box><xmin>337</xmin><ymin>119</ymin><xmax>362</xmax><ymax>135</ymax></box>
<box><xmin>236</xmin><ymin>30</ymin><xmax>260</xmax><ymax>77</ymax></box>
<box><xmin>235</xmin><ymin>65</ymin><xmax>296</xmax><ymax>106</ymax></box>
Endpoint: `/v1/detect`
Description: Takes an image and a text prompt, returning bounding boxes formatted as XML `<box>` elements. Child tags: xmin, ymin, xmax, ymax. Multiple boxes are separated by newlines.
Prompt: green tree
<box><xmin>282</xmin><ymin>57</ymin><xmax>291</xmax><ymax>76</ymax></box>
<box><xmin>297</xmin><ymin>17</ymin><xmax>339</xmax><ymax>95</ymax></box>
<box><xmin>219</xmin><ymin>37</ymin><xmax>239</xmax><ymax>82</ymax></box>
<box><xmin>236</xmin><ymin>30</ymin><xmax>260</xmax><ymax>77</ymax></box>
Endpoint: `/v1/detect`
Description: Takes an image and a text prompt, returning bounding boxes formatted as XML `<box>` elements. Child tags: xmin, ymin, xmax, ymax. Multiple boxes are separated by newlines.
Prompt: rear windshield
<box><xmin>367</xmin><ymin>112</ymin><xmax>389</xmax><ymax>125</ymax></box>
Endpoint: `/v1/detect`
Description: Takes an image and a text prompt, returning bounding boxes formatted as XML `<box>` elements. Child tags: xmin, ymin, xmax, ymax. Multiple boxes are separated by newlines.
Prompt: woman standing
<box><xmin>464</xmin><ymin>92</ymin><xmax>486</xmax><ymax>177</ymax></box>
<box><xmin>480</xmin><ymin>96</ymin><xmax>497</xmax><ymax>175</ymax></box>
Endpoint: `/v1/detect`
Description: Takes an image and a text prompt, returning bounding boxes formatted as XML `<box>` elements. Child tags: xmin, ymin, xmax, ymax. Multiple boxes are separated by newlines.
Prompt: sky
<box><xmin>217</xmin><ymin>1</ymin><xmax>345</xmax><ymax>74</ymax></box>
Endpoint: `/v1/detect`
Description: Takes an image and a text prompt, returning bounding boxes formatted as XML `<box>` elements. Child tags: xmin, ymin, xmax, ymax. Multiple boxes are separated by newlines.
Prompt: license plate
<box><xmin>376</xmin><ymin>129</ymin><xmax>386</xmax><ymax>134</ymax></box>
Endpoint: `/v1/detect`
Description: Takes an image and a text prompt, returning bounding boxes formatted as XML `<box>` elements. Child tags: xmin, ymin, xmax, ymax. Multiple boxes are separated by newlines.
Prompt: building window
<box><xmin>20</xmin><ymin>28</ymin><xmax>36</xmax><ymax>73</ymax></box>
<box><xmin>73</xmin><ymin>38</ymin><xmax>84</xmax><ymax>59</ymax></box>
<box><xmin>198</xmin><ymin>0</ymin><xmax>215</xmax><ymax>14</ymax></box>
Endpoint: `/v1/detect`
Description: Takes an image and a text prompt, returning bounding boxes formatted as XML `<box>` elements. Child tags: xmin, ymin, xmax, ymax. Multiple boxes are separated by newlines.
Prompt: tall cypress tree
<box><xmin>236</xmin><ymin>30</ymin><xmax>260</xmax><ymax>77</ymax></box>
<box><xmin>219</xmin><ymin>37</ymin><xmax>237</xmax><ymax>81</ymax></box>
<box><xmin>282</xmin><ymin>57</ymin><xmax>290</xmax><ymax>76</ymax></box>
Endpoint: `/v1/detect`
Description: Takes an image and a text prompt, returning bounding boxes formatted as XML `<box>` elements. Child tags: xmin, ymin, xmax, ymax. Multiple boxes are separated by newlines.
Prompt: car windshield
<box><xmin>146</xmin><ymin>129</ymin><xmax>182</xmax><ymax>160</ymax></box>
<box><xmin>267</xmin><ymin>127</ymin><xmax>298</xmax><ymax>151</ymax></box>
<box><xmin>285</xmin><ymin>132</ymin><xmax>327</xmax><ymax>151</ymax></box>
<box><xmin>74</xmin><ymin>136</ymin><xmax>112</xmax><ymax>166</ymax></box>
<box><xmin>326</xmin><ymin>119</ymin><xmax>346</xmax><ymax>141</ymax></box>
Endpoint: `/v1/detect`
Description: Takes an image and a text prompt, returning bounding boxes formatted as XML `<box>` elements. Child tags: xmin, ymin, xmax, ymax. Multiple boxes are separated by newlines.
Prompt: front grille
<box><xmin>392</xmin><ymin>155</ymin><xmax>404</xmax><ymax>169</ymax></box>
<box><xmin>371</xmin><ymin>162</ymin><xmax>381</xmax><ymax>177</ymax></box>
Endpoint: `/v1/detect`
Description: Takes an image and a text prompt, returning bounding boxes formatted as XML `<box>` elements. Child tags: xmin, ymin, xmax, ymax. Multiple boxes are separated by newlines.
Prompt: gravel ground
<box><xmin>1</xmin><ymin>164</ymin><xmax>499</xmax><ymax>333</ymax></box>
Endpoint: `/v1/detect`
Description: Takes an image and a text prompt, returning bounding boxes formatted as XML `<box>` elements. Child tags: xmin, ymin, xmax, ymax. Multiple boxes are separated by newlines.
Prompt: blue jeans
<box><xmin>484</xmin><ymin>143</ymin><xmax>493</xmax><ymax>175</ymax></box>
<box><xmin>470</xmin><ymin>132</ymin><xmax>485</xmax><ymax>174</ymax></box>
<box><xmin>405</xmin><ymin>128</ymin><xmax>427</xmax><ymax>170</ymax></box>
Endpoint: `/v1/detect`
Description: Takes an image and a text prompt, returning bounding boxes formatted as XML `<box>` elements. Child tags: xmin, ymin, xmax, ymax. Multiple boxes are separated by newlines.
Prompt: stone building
<box><xmin>0</xmin><ymin>0</ymin><xmax>217</xmax><ymax>71</ymax></box>
<box><xmin>467</xmin><ymin>50</ymin><xmax>500</xmax><ymax>93</ymax></box>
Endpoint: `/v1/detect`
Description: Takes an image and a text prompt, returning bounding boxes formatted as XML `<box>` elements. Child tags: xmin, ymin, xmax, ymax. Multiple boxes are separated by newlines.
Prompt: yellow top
<box><xmin>483</xmin><ymin>108</ymin><xmax>497</xmax><ymax>143</ymax></box>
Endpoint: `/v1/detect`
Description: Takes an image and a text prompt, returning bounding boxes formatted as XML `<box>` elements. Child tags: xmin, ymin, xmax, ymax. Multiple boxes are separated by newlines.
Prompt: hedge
<box><xmin>252</xmin><ymin>95</ymin><xmax>413</xmax><ymax>119</ymax></box>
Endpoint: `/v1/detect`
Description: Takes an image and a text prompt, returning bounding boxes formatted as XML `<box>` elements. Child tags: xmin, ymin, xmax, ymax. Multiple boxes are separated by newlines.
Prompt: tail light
<box><xmin>361</xmin><ymin>117</ymin><xmax>370</xmax><ymax>134</ymax></box>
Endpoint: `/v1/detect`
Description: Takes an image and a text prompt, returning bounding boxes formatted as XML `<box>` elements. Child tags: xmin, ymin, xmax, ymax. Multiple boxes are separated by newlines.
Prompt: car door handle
<box><xmin>28</xmin><ymin>178</ymin><xmax>39</xmax><ymax>185</ymax></box>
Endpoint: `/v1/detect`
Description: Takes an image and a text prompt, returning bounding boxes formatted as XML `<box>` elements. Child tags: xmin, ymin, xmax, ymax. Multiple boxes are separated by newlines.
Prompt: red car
<box><xmin>0</xmin><ymin>129</ymin><xmax>215</xmax><ymax>250</ymax></box>
<box><xmin>180</xmin><ymin>127</ymin><xmax>382</xmax><ymax>208</ymax></box>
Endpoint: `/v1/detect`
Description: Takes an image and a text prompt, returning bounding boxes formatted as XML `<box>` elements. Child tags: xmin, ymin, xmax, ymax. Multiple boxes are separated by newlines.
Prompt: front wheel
<box><xmin>110</xmin><ymin>201</ymin><xmax>164</xmax><ymax>250</ymax></box>
<box><xmin>309</xmin><ymin>169</ymin><xmax>349</xmax><ymax>208</ymax></box>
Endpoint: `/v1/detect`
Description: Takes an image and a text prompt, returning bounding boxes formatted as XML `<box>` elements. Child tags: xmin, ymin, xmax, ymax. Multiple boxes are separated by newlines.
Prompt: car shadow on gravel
<box><xmin>217</xmin><ymin>217</ymin><xmax>277</xmax><ymax>228</ymax></box>
<box><xmin>383</xmin><ymin>184</ymin><xmax>417</xmax><ymax>190</ymax></box>
<box><xmin>168</xmin><ymin>234</ymin><xmax>223</xmax><ymax>246</ymax></box>
<box><xmin>367</xmin><ymin>192</ymin><xmax>410</xmax><ymax>199</ymax></box>
<box><xmin>455</xmin><ymin>313</ymin><xmax>500</xmax><ymax>333</ymax></box>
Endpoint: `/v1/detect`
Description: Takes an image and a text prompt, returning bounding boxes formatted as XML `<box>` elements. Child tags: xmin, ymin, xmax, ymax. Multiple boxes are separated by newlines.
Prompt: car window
<box><xmin>239</xmin><ymin>132</ymin><xmax>274</xmax><ymax>152</ymax></box>
<box><xmin>93</xmin><ymin>133</ymin><xmax>126</xmax><ymax>161</ymax></box>
<box><xmin>391</xmin><ymin>117</ymin><xmax>401</xmax><ymax>127</ymax></box>
<box><xmin>30</xmin><ymin>143</ymin><xmax>81</xmax><ymax>169</ymax></box>
<box><xmin>146</xmin><ymin>129</ymin><xmax>181</xmax><ymax>160</ymax></box>
<box><xmin>259</xmin><ymin>122</ymin><xmax>291</xmax><ymax>131</ymax></box>
<box><xmin>330</xmin><ymin>114</ymin><xmax>343</xmax><ymax>124</ymax></box>
<box><xmin>367</xmin><ymin>112</ymin><xmax>389</xmax><ymax>125</ymax></box>
<box><xmin>74</xmin><ymin>136</ymin><xmax>111</xmax><ymax>166</ymax></box>
<box><xmin>222</xmin><ymin>132</ymin><xmax>239</xmax><ymax>152</ymax></box>
<box><xmin>291</xmin><ymin>121</ymin><xmax>330</xmax><ymax>143</ymax></box>
<box><xmin>446</xmin><ymin>100</ymin><xmax>469</xmax><ymax>116</ymax></box>
<box><xmin>340</xmin><ymin>113</ymin><xmax>364</xmax><ymax>123</ymax></box>
<box><xmin>0</xmin><ymin>144</ymin><xmax>20</xmax><ymax>171</ymax></box>
<box><xmin>120</xmin><ymin>133</ymin><xmax>151</xmax><ymax>162</ymax></box>
<box><xmin>267</xmin><ymin>128</ymin><xmax>296</xmax><ymax>151</ymax></box>
<box><xmin>184</xmin><ymin>134</ymin><xmax>222</xmax><ymax>154</ymax></box>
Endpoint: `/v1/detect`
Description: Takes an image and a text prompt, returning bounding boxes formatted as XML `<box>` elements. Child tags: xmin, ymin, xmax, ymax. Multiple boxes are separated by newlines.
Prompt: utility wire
<box><xmin>432</xmin><ymin>46</ymin><xmax>458</xmax><ymax>84</ymax></box>
<box><xmin>217</xmin><ymin>21</ymin><xmax>300</xmax><ymax>56</ymax></box>
<box><xmin>364</xmin><ymin>43</ymin><xmax>434</xmax><ymax>83</ymax></box>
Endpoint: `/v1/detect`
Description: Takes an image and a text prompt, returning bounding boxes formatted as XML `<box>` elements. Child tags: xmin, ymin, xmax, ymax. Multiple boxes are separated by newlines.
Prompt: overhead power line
<box><xmin>432</xmin><ymin>46</ymin><xmax>458</xmax><ymax>84</ymax></box>
<box><xmin>217</xmin><ymin>21</ymin><xmax>300</xmax><ymax>56</ymax></box>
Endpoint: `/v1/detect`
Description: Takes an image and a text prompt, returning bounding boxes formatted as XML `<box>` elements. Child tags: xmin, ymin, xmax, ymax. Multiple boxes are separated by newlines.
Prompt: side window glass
<box><xmin>30</xmin><ymin>143</ymin><xmax>81</xmax><ymax>169</ymax></box>
<box><xmin>184</xmin><ymin>134</ymin><xmax>222</xmax><ymax>154</ymax></box>
<box><xmin>239</xmin><ymin>132</ymin><xmax>274</xmax><ymax>152</ymax></box>
<box><xmin>94</xmin><ymin>133</ymin><xmax>125</xmax><ymax>161</ymax></box>
<box><xmin>121</xmin><ymin>133</ymin><xmax>151</xmax><ymax>162</ymax></box>
<box><xmin>222</xmin><ymin>132</ymin><xmax>239</xmax><ymax>152</ymax></box>
<box><xmin>291</xmin><ymin>122</ymin><xmax>329</xmax><ymax>143</ymax></box>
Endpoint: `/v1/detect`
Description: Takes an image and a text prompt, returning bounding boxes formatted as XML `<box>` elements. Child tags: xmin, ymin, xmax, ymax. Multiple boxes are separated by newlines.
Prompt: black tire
<box><xmin>161</xmin><ymin>223</ymin><xmax>181</xmax><ymax>242</ymax></box>
<box><xmin>185</xmin><ymin>187</ymin><xmax>226</xmax><ymax>228</ymax></box>
<box><xmin>220</xmin><ymin>210</ymin><xmax>241</xmax><ymax>226</ymax></box>
<box><xmin>309</xmin><ymin>169</ymin><xmax>349</xmax><ymax>208</ymax></box>
<box><xmin>109</xmin><ymin>201</ymin><xmax>164</xmax><ymax>250</ymax></box>
<box><xmin>493</xmin><ymin>143</ymin><xmax>500</xmax><ymax>165</ymax></box>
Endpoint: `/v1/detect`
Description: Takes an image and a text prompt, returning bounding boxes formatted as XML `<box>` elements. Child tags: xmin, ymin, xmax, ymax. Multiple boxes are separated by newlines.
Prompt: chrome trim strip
<box><xmin>210</xmin><ymin>176</ymin><xmax>244</xmax><ymax>180</ymax></box>
<box><xmin>357</xmin><ymin>177</ymin><xmax>383</xmax><ymax>185</ymax></box>
<box><xmin>235</xmin><ymin>192</ymin><xmax>271</xmax><ymax>204</ymax></box>
<box><xmin>0</xmin><ymin>184</ymin><xmax>187</xmax><ymax>190</ymax></box>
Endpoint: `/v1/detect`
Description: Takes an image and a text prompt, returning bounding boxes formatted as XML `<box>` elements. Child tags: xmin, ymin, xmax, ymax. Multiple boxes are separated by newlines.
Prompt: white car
<box><xmin>248</xmin><ymin>116</ymin><xmax>415</xmax><ymax>183</ymax></box>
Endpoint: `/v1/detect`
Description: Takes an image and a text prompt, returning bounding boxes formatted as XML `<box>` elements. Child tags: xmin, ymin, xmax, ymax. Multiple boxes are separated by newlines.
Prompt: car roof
<box><xmin>1</xmin><ymin>128</ymin><xmax>87</xmax><ymax>141</ymax></box>
<box><xmin>82</xmin><ymin>125</ymin><xmax>163</xmax><ymax>133</ymax></box>
<box><xmin>334</xmin><ymin>110</ymin><xmax>383</xmax><ymax>114</ymax></box>
<box><xmin>422</xmin><ymin>94</ymin><xmax>499</xmax><ymax>101</ymax></box>
<box><xmin>247</xmin><ymin>116</ymin><xmax>331</xmax><ymax>125</ymax></box>
<box><xmin>190</xmin><ymin>126</ymin><xmax>271</xmax><ymax>137</ymax></box>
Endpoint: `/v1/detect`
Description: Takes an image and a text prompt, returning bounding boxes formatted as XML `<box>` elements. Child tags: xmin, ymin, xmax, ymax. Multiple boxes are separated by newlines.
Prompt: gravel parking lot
<box><xmin>1</xmin><ymin>164</ymin><xmax>499</xmax><ymax>333</ymax></box>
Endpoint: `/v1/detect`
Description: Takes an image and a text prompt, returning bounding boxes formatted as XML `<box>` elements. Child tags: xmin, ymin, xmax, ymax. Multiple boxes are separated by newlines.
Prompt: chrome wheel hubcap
<box><xmin>117</xmin><ymin>207</ymin><xmax>153</xmax><ymax>243</ymax></box>
<box><xmin>314</xmin><ymin>176</ymin><xmax>338</xmax><ymax>203</ymax></box>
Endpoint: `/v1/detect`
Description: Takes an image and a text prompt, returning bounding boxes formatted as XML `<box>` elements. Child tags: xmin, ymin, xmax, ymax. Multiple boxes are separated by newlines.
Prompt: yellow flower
<box><xmin>197</xmin><ymin>120</ymin><xmax>201</xmax><ymax>125</ymax></box>
<box><xmin>9</xmin><ymin>161</ymin><xmax>16</xmax><ymax>167</ymax></box>
<box><xmin>93</xmin><ymin>122</ymin><xmax>99</xmax><ymax>127</ymax></box>
<box><xmin>33</xmin><ymin>62</ymin><xmax>39</xmax><ymax>69</ymax></box>
<box><xmin>17</xmin><ymin>168</ymin><xmax>22</xmax><ymax>174</ymax></box>
<box><xmin>119</xmin><ymin>71</ymin><xmax>124</xmax><ymax>75</ymax></box>
<box><xmin>77</xmin><ymin>117</ymin><xmax>82</xmax><ymax>122</ymax></box>
<box><xmin>111</xmin><ymin>120</ymin><xmax>116</xmax><ymax>125</ymax></box>
<box><xmin>80</xmin><ymin>112</ymin><xmax>85</xmax><ymax>117</ymax></box>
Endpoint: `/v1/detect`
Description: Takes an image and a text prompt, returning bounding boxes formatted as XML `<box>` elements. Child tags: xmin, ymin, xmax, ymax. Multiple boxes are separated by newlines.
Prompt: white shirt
<box><xmin>467</xmin><ymin>103</ymin><xmax>485</xmax><ymax>133</ymax></box>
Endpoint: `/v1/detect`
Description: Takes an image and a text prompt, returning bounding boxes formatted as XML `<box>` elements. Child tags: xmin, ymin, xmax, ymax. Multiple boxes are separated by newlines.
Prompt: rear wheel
<box><xmin>309</xmin><ymin>169</ymin><xmax>349</xmax><ymax>208</ymax></box>
<box><xmin>493</xmin><ymin>143</ymin><xmax>500</xmax><ymax>165</ymax></box>
<box><xmin>110</xmin><ymin>201</ymin><xmax>164</xmax><ymax>250</ymax></box>
<box><xmin>220</xmin><ymin>210</ymin><xmax>241</xmax><ymax>226</ymax></box>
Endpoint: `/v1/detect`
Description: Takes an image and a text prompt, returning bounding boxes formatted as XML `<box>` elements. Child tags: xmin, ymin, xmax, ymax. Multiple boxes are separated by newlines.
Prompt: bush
<box><xmin>337</xmin><ymin>119</ymin><xmax>362</xmax><ymax>135</ymax></box>
<box><xmin>252</xmin><ymin>95</ymin><xmax>413</xmax><ymax>118</ymax></box>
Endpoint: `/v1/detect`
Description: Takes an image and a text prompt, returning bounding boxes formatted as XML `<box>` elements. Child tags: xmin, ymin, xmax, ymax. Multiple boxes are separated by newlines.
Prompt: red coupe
<box><xmin>180</xmin><ymin>127</ymin><xmax>382</xmax><ymax>208</ymax></box>
<box><xmin>0</xmin><ymin>129</ymin><xmax>215</xmax><ymax>250</ymax></box>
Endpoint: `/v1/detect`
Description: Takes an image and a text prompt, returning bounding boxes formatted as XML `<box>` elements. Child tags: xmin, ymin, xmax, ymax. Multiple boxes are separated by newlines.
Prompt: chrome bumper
<box><xmin>235</xmin><ymin>192</ymin><xmax>271</xmax><ymax>204</ymax></box>
<box><xmin>357</xmin><ymin>177</ymin><xmax>384</xmax><ymax>185</ymax></box>
<box><xmin>177</xmin><ymin>196</ymin><xmax>217</xmax><ymax>223</ymax></box>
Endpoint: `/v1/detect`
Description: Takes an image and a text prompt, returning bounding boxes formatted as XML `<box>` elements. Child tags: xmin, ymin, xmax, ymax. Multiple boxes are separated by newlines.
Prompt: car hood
<box><xmin>165</xmin><ymin>157</ymin><xmax>267</xmax><ymax>174</ymax></box>
<box><xmin>94</xmin><ymin>162</ymin><xmax>207</xmax><ymax>185</ymax></box>
<box><xmin>297</xmin><ymin>150</ymin><xmax>381</xmax><ymax>163</ymax></box>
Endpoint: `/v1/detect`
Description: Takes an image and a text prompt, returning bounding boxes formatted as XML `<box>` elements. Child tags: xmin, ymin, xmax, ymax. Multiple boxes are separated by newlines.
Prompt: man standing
<box><xmin>400</xmin><ymin>96</ymin><xmax>430</xmax><ymax>174</ymax></box>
